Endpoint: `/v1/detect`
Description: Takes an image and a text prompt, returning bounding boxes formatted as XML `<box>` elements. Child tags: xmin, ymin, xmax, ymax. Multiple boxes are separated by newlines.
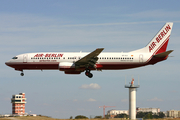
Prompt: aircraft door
<box><xmin>23</xmin><ymin>54</ymin><xmax>28</xmax><ymax>63</ymax></box>
<box><xmin>139</xmin><ymin>54</ymin><xmax>143</xmax><ymax>63</ymax></box>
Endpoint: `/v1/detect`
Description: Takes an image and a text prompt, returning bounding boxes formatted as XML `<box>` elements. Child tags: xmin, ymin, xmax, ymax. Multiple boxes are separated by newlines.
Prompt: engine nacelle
<box><xmin>59</xmin><ymin>62</ymin><xmax>76</xmax><ymax>71</ymax></box>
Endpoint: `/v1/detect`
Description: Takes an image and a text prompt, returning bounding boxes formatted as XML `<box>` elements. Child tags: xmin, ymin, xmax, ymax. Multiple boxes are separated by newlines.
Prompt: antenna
<box><xmin>125</xmin><ymin>75</ymin><xmax>127</xmax><ymax>85</ymax></box>
<box><xmin>99</xmin><ymin>105</ymin><xmax>115</xmax><ymax>118</ymax></box>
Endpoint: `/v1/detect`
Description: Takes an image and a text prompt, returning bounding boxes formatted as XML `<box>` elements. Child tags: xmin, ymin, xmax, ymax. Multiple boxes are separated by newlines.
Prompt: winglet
<box><xmin>94</xmin><ymin>48</ymin><xmax>104</xmax><ymax>56</ymax></box>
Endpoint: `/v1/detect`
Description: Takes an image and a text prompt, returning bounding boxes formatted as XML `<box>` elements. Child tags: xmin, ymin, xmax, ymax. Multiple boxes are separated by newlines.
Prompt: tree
<box><xmin>94</xmin><ymin>116</ymin><xmax>102</xmax><ymax>119</ymax></box>
<box><xmin>105</xmin><ymin>115</ymin><xmax>110</xmax><ymax>119</ymax></box>
<box><xmin>75</xmin><ymin>115</ymin><xmax>89</xmax><ymax>119</ymax></box>
<box><xmin>136</xmin><ymin>112</ymin><xmax>145</xmax><ymax>118</ymax></box>
<box><xmin>114</xmin><ymin>113</ymin><xmax>128</xmax><ymax>118</ymax></box>
<box><xmin>158</xmin><ymin>112</ymin><xmax>165</xmax><ymax>118</ymax></box>
<box><xmin>144</xmin><ymin>112</ymin><xmax>153</xmax><ymax>119</ymax></box>
<box><xmin>70</xmin><ymin>116</ymin><xmax>73</xmax><ymax>119</ymax></box>
<box><xmin>137</xmin><ymin>112</ymin><xmax>165</xmax><ymax>119</ymax></box>
<box><xmin>152</xmin><ymin>114</ymin><xmax>159</xmax><ymax>118</ymax></box>
<box><xmin>136</xmin><ymin>112</ymin><xmax>153</xmax><ymax>119</ymax></box>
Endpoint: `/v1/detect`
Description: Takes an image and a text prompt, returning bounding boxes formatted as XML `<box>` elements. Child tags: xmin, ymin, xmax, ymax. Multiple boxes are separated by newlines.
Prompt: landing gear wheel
<box><xmin>85</xmin><ymin>71</ymin><xmax>93</xmax><ymax>78</ymax></box>
<box><xmin>20</xmin><ymin>73</ymin><xmax>24</xmax><ymax>76</ymax></box>
<box><xmin>88</xmin><ymin>73</ymin><xmax>93</xmax><ymax>78</ymax></box>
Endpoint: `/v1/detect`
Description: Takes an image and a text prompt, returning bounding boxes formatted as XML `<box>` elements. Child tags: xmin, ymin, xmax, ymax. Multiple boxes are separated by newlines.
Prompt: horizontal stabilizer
<box><xmin>153</xmin><ymin>50</ymin><xmax>173</xmax><ymax>58</ymax></box>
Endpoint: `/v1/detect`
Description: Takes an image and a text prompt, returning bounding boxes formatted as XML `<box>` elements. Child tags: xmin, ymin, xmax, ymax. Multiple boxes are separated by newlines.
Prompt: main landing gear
<box><xmin>85</xmin><ymin>69</ymin><xmax>93</xmax><ymax>78</ymax></box>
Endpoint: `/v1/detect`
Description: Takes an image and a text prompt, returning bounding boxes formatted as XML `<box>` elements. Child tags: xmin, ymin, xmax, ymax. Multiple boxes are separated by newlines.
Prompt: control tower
<box><xmin>125</xmin><ymin>78</ymin><xmax>139</xmax><ymax>120</ymax></box>
<box><xmin>11</xmin><ymin>93</ymin><xmax>26</xmax><ymax>116</ymax></box>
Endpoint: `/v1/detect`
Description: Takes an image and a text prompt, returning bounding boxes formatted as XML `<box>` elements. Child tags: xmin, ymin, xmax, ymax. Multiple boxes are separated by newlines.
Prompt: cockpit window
<box><xmin>12</xmin><ymin>57</ymin><xmax>18</xmax><ymax>59</ymax></box>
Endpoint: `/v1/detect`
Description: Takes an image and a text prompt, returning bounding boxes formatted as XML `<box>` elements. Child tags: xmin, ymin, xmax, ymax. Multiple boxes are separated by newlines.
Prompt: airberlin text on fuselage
<box><xmin>34</xmin><ymin>53</ymin><xmax>63</xmax><ymax>57</ymax></box>
<box><xmin>149</xmin><ymin>24</ymin><xmax>171</xmax><ymax>52</ymax></box>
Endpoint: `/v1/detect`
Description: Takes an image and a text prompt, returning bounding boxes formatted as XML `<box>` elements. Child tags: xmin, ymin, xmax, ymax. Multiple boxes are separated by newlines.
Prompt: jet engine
<box><xmin>59</xmin><ymin>62</ymin><xmax>76</xmax><ymax>71</ymax></box>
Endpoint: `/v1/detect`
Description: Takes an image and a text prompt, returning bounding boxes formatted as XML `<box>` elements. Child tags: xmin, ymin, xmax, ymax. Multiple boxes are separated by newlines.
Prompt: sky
<box><xmin>0</xmin><ymin>0</ymin><xmax>180</xmax><ymax>119</ymax></box>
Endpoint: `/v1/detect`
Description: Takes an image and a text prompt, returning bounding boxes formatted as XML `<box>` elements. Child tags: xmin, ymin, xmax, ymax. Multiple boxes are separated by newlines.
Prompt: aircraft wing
<box><xmin>153</xmin><ymin>50</ymin><xmax>173</xmax><ymax>58</ymax></box>
<box><xmin>75</xmin><ymin>48</ymin><xmax>104</xmax><ymax>68</ymax></box>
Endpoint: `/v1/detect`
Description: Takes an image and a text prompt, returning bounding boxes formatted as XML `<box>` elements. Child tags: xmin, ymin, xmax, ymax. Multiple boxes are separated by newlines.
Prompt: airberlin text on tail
<box><xmin>149</xmin><ymin>24</ymin><xmax>171</xmax><ymax>52</ymax></box>
<box><xmin>148</xmin><ymin>23</ymin><xmax>173</xmax><ymax>54</ymax></box>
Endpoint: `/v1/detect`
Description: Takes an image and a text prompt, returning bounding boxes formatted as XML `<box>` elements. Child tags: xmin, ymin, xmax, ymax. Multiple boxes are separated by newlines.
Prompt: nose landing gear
<box><xmin>20</xmin><ymin>71</ymin><xmax>24</xmax><ymax>76</ymax></box>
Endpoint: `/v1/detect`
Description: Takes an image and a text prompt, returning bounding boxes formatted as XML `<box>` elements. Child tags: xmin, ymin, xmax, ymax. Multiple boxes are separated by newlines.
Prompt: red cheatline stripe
<box><xmin>153</xmin><ymin>35</ymin><xmax>170</xmax><ymax>55</ymax></box>
<box><xmin>144</xmin><ymin>35</ymin><xmax>170</xmax><ymax>64</ymax></box>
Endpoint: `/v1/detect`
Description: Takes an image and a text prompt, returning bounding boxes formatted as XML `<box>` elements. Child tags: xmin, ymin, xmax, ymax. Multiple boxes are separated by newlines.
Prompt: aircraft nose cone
<box><xmin>5</xmin><ymin>62</ymin><xmax>10</xmax><ymax>66</ymax></box>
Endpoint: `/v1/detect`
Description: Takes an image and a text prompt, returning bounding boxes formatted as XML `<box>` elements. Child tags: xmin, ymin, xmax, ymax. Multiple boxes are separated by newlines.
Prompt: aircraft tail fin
<box><xmin>131</xmin><ymin>22</ymin><xmax>173</xmax><ymax>55</ymax></box>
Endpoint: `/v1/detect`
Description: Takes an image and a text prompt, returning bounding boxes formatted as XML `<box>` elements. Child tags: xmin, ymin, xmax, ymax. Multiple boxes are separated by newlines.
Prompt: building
<box><xmin>167</xmin><ymin>110</ymin><xmax>180</xmax><ymax>118</ymax></box>
<box><xmin>107</xmin><ymin>109</ymin><xmax>129</xmax><ymax>118</ymax></box>
<box><xmin>136</xmin><ymin>107</ymin><xmax>160</xmax><ymax>114</ymax></box>
<box><xmin>11</xmin><ymin>93</ymin><xmax>26</xmax><ymax>116</ymax></box>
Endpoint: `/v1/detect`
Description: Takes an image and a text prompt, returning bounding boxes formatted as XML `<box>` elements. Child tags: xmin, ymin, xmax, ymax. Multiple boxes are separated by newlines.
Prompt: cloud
<box><xmin>169</xmin><ymin>90</ymin><xmax>178</xmax><ymax>93</ymax></box>
<box><xmin>147</xmin><ymin>97</ymin><xmax>163</xmax><ymax>102</ymax></box>
<box><xmin>87</xmin><ymin>98</ymin><xmax>96</xmax><ymax>102</ymax></box>
<box><xmin>127</xmin><ymin>10</ymin><xmax>180</xmax><ymax>19</ymax></box>
<box><xmin>3</xmin><ymin>97</ymin><xmax>11</xmax><ymax>101</ymax></box>
<box><xmin>79</xmin><ymin>83</ymin><xmax>101</xmax><ymax>89</ymax></box>
<box><xmin>121</xmin><ymin>99</ymin><xmax>128</xmax><ymax>102</ymax></box>
<box><xmin>42</xmin><ymin>103</ymin><xmax>50</xmax><ymax>106</ymax></box>
<box><xmin>62</xmin><ymin>21</ymin><xmax>170</xmax><ymax>27</ymax></box>
<box><xmin>73</xmin><ymin>99</ymin><xmax>78</xmax><ymax>102</ymax></box>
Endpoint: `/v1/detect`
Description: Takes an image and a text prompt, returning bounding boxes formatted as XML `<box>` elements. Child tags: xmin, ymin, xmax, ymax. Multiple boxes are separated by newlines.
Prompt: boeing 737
<box><xmin>5</xmin><ymin>22</ymin><xmax>173</xmax><ymax>78</ymax></box>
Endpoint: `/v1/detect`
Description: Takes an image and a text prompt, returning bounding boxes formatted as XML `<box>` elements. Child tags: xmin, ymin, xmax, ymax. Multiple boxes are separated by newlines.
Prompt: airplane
<box><xmin>5</xmin><ymin>22</ymin><xmax>173</xmax><ymax>78</ymax></box>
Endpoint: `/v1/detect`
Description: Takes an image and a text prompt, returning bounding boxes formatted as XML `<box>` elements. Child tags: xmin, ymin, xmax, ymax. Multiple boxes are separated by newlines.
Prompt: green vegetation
<box><xmin>136</xmin><ymin>112</ymin><xmax>165</xmax><ymax>119</ymax></box>
<box><xmin>0</xmin><ymin>112</ymin><xmax>167</xmax><ymax>120</ymax></box>
<box><xmin>75</xmin><ymin>115</ymin><xmax>89</xmax><ymax>119</ymax></box>
<box><xmin>94</xmin><ymin>116</ymin><xmax>102</xmax><ymax>119</ymax></box>
<box><xmin>114</xmin><ymin>113</ymin><xmax>128</xmax><ymax>118</ymax></box>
